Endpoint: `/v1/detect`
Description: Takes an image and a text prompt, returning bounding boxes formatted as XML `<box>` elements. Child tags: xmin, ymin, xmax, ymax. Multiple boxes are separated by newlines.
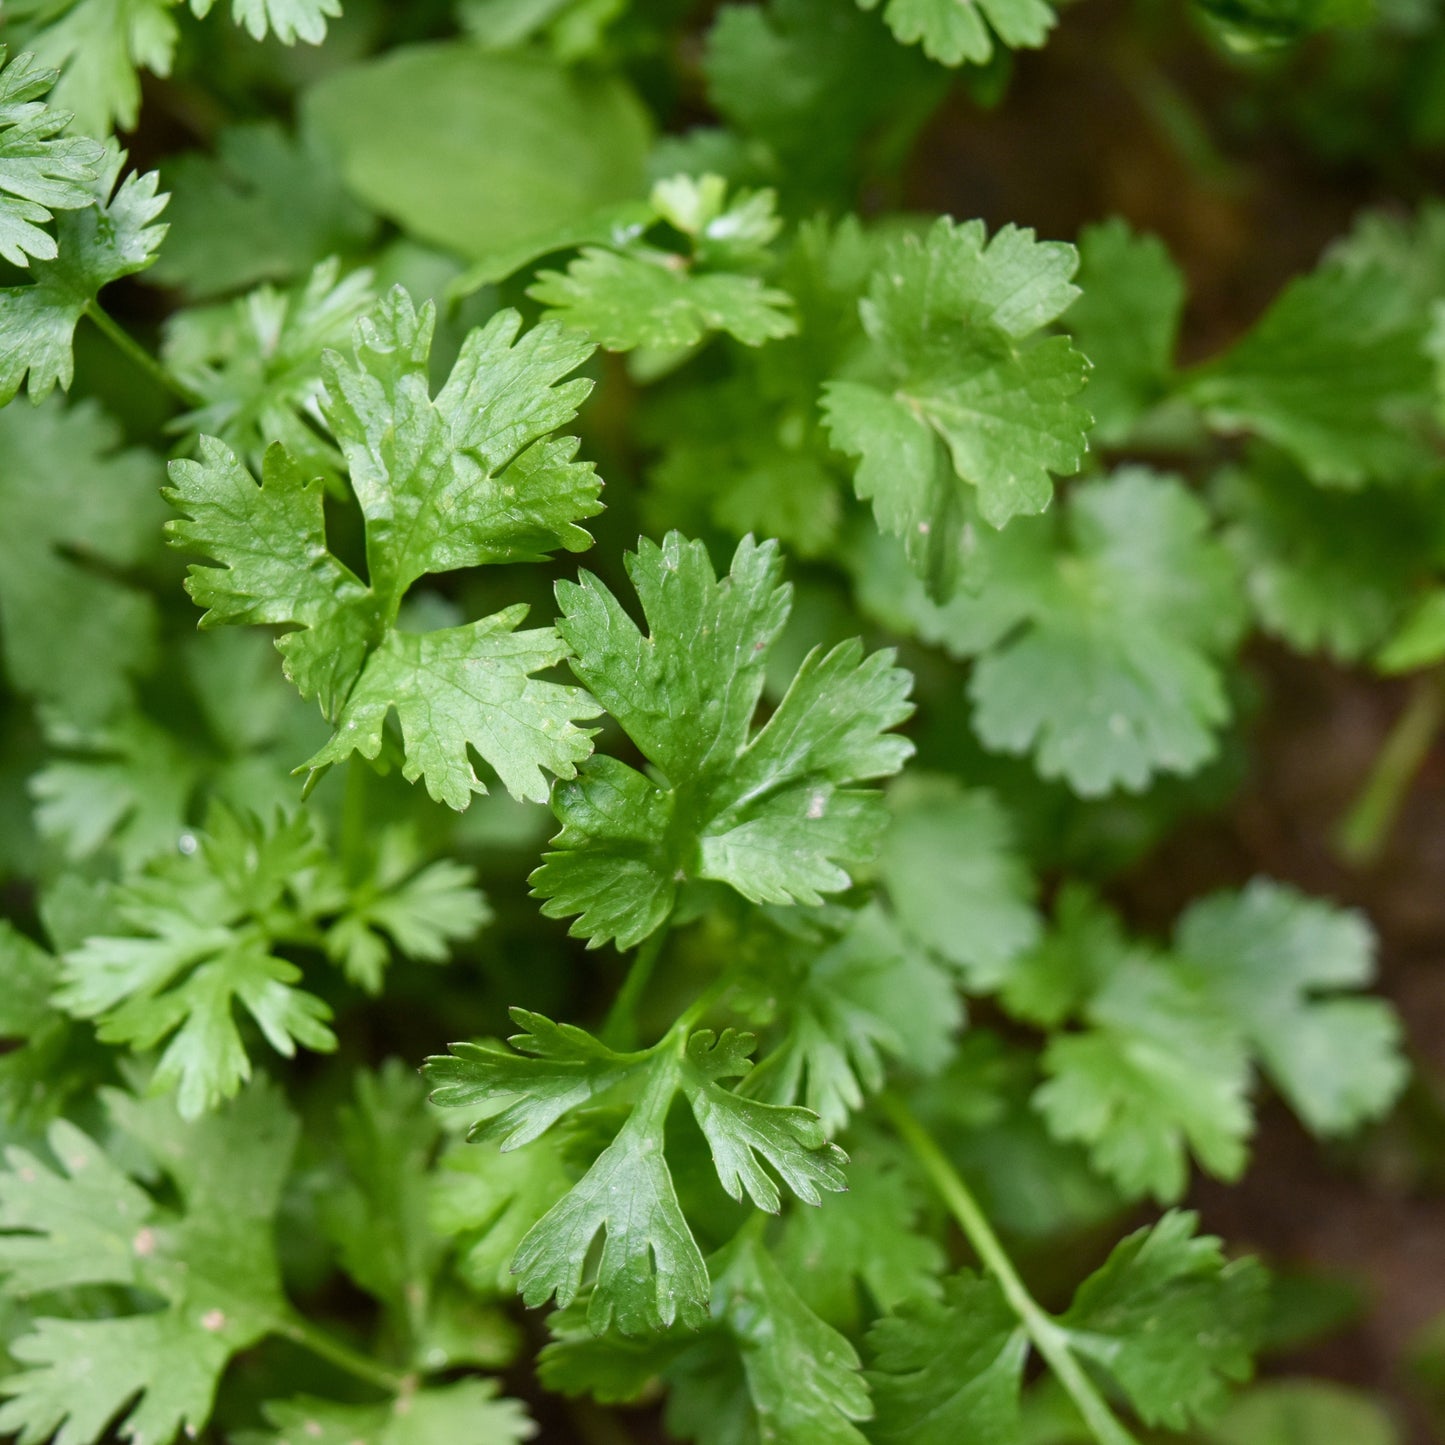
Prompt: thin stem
<box><xmin>880</xmin><ymin>1093</ymin><xmax>1139</xmax><ymax>1445</ymax></box>
<box><xmin>83</xmin><ymin>300</ymin><xmax>199</xmax><ymax>405</ymax></box>
<box><xmin>1336</xmin><ymin>669</ymin><xmax>1445</xmax><ymax>867</ymax></box>
<box><xmin>279</xmin><ymin>1312</ymin><xmax>410</xmax><ymax>1395</ymax></box>
<box><xmin>602</xmin><ymin>924</ymin><xmax>670</xmax><ymax>1049</ymax></box>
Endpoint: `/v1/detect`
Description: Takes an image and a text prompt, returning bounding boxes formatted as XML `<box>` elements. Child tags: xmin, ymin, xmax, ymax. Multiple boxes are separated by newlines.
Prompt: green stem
<box><xmin>83</xmin><ymin>300</ymin><xmax>198</xmax><ymax>405</ymax></box>
<box><xmin>602</xmin><ymin>924</ymin><xmax>670</xmax><ymax>1049</ymax></box>
<box><xmin>1336</xmin><ymin>670</ymin><xmax>1445</xmax><ymax>867</ymax></box>
<box><xmin>279</xmin><ymin>1312</ymin><xmax>410</xmax><ymax>1396</ymax></box>
<box><xmin>880</xmin><ymin>1094</ymin><xmax>1139</xmax><ymax>1445</ymax></box>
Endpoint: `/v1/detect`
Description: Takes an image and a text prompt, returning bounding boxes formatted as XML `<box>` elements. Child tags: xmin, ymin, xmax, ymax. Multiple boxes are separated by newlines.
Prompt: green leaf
<box><xmin>0</xmin><ymin>924</ymin><xmax>84</xmax><ymax>1128</ymax></box>
<box><xmin>13</xmin><ymin>0</ymin><xmax>183</xmax><ymax>135</ymax></box>
<box><xmin>887</xmin><ymin>469</ymin><xmax>1245</xmax><ymax>795</ymax></box>
<box><xmin>681</xmin><ymin>1028</ymin><xmax>849</xmax><ymax>1210</ymax></box>
<box><xmin>0</xmin><ymin>142</ymin><xmax>168</xmax><ymax>405</ymax></box>
<box><xmin>165</xmin><ymin>288</ymin><xmax>604</xmax><ymax>807</ymax></box>
<box><xmin>150</xmin><ymin>121</ymin><xmax>376</xmax><ymax>299</ymax></box>
<box><xmin>304</xmin><ymin>610</ymin><xmax>598</xmax><ymax>811</ymax></box>
<box><xmin>317</xmin><ymin>1062</ymin><xmax>440</xmax><ymax>1332</ymax></box>
<box><xmin>425</xmin><ymin>1012</ymin><xmax>845</xmax><ymax>1335</ymax></box>
<box><xmin>54</xmin><ymin>806</ymin><xmax>339</xmax><ymax>1117</ymax></box>
<box><xmin>857</xmin><ymin>0</ymin><xmax>1057</xmax><ymax>66</ymax></box>
<box><xmin>995</xmin><ymin>882</ymin><xmax>1137</xmax><ymax>1028</ymax></box>
<box><xmin>324</xmin><ymin>827</ymin><xmax>489</xmax><ymax>994</ymax></box>
<box><xmin>1035</xmin><ymin>951</ymin><xmax>1252</xmax><ymax>1202</ymax></box>
<box><xmin>1070</xmin><ymin>218</ymin><xmax>1185</xmax><ymax>443</ymax></box>
<box><xmin>1379</xmin><ymin>587</ymin><xmax>1445</xmax><ymax>672</ymax></box>
<box><xmin>530</xmin><ymin>245</ymin><xmax>796</xmax><ymax>352</ymax></box>
<box><xmin>302</xmin><ymin>43</ymin><xmax>650</xmax><ymax>265</ymax></box>
<box><xmin>430</xmin><ymin>1133</ymin><xmax>571</xmax><ymax>1298</ymax></box>
<box><xmin>752</xmin><ymin>905</ymin><xmax>962</xmax><ymax>1132</ymax></box>
<box><xmin>1187</xmin><ymin>259</ymin><xmax>1435</xmax><ymax>487</ymax></box>
<box><xmin>257</xmin><ymin>1380</ymin><xmax>535</xmax><ymax>1445</ymax></box>
<box><xmin>0</xmin><ymin>1080</ymin><xmax>296</xmax><ymax>1445</ymax></box>
<box><xmin>878</xmin><ymin>773</ymin><xmax>1040</xmax><ymax>989</ymax></box>
<box><xmin>532</xmin><ymin>533</ymin><xmax>913</xmax><ymax>948</ymax></box>
<box><xmin>1061</xmin><ymin>1210</ymin><xmax>1268</xmax><ymax>1429</ymax></box>
<box><xmin>865</xmin><ymin>1271</ymin><xmax>1028</xmax><ymax>1444</ymax></box>
<box><xmin>1209</xmin><ymin>1380</ymin><xmax>1401</xmax><ymax>1445</ymax></box>
<box><xmin>163</xmin><ymin>259</ymin><xmax>376</xmax><ymax>475</ymax></box>
<box><xmin>704</xmin><ymin>0</ymin><xmax>949</xmax><ymax>207</ymax></box>
<box><xmin>1215</xmin><ymin>451</ymin><xmax>1443</xmax><ymax>662</ymax></box>
<box><xmin>510</xmin><ymin>1065</ymin><xmax>713</xmax><ymax>1335</ymax></box>
<box><xmin>0</xmin><ymin>393</ymin><xmax>165</xmax><ymax>719</ymax></box>
<box><xmin>527</xmin><ymin>172</ymin><xmax>796</xmax><ymax>353</ymax></box>
<box><xmin>0</xmin><ymin>48</ymin><xmax>103</xmax><ymax>268</ymax></box>
<box><xmin>660</xmin><ymin>1235</ymin><xmax>873</xmax><ymax>1445</ymax></box>
<box><xmin>823</xmin><ymin>217</ymin><xmax>1091</xmax><ymax>599</ymax></box>
<box><xmin>775</xmin><ymin>1146</ymin><xmax>946</xmax><ymax>1326</ymax></box>
<box><xmin>188</xmin><ymin>0</ymin><xmax>341</xmax><ymax>45</ymax></box>
<box><xmin>1174</xmin><ymin>880</ymin><xmax>1408</xmax><ymax>1136</ymax></box>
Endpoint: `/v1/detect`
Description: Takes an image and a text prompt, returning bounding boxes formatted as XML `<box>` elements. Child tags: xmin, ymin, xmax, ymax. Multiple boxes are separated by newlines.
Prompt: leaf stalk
<box><xmin>83</xmin><ymin>299</ymin><xmax>199</xmax><ymax>405</ymax></box>
<box><xmin>880</xmin><ymin>1092</ymin><xmax>1140</xmax><ymax>1445</ymax></box>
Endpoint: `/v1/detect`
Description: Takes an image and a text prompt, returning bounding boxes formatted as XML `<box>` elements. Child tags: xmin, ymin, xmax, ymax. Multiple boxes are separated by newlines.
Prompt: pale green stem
<box><xmin>83</xmin><ymin>300</ymin><xmax>198</xmax><ymax>405</ymax></box>
<box><xmin>880</xmin><ymin>1093</ymin><xmax>1139</xmax><ymax>1445</ymax></box>
<box><xmin>602</xmin><ymin>923</ymin><xmax>670</xmax><ymax>1049</ymax></box>
<box><xmin>1336</xmin><ymin>669</ymin><xmax>1445</xmax><ymax>866</ymax></box>
<box><xmin>278</xmin><ymin>1311</ymin><xmax>410</xmax><ymax>1395</ymax></box>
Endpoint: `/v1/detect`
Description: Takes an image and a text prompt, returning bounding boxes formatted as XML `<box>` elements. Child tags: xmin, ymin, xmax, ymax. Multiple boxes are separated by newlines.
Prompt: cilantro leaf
<box><xmin>866</xmin><ymin>1271</ymin><xmax>1028</xmax><ymax>1444</ymax></box>
<box><xmin>878</xmin><ymin>773</ymin><xmax>1040</xmax><ymax>989</ymax></box>
<box><xmin>1214</xmin><ymin>451</ymin><xmax>1443</xmax><ymax>662</ymax></box>
<box><xmin>163</xmin><ymin>259</ymin><xmax>376</xmax><ymax>475</ymax></box>
<box><xmin>1061</xmin><ymin>1211</ymin><xmax>1268</xmax><ymax>1429</ymax></box>
<box><xmin>531</xmin><ymin>533</ymin><xmax>913</xmax><ymax>948</ymax></box>
<box><xmin>1187</xmin><ymin>259</ymin><xmax>1436</xmax><ymax>487</ymax></box>
<box><xmin>324</xmin><ymin>826</ymin><xmax>489</xmax><ymax>993</ymax></box>
<box><xmin>189</xmin><ymin>0</ymin><xmax>342</xmax><ymax>45</ymax></box>
<box><xmin>1379</xmin><ymin>586</ymin><xmax>1445</xmax><ymax>672</ymax></box>
<box><xmin>866</xmin><ymin>1213</ymin><xmax>1264</xmax><ymax>1443</ymax></box>
<box><xmin>823</xmin><ymin>217</ymin><xmax>1090</xmax><ymax>598</ymax></box>
<box><xmin>530</xmin><ymin>245</ymin><xmax>796</xmax><ymax>352</ymax></box>
<box><xmin>256</xmin><ymin>1381</ymin><xmax>535</xmax><ymax>1445</ymax></box>
<box><xmin>317</xmin><ymin>1062</ymin><xmax>440</xmax><ymax>1335</ymax></box>
<box><xmin>541</xmin><ymin>1235</ymin><xmax>872</xmax><ymax>1442</ymax></box>
<box><xmin>883</xmin><ymin>469</ymin><xmax>1245</xmax><ymax>795</ymax></box>
<box><xmin>13</xmin><ymin>0</ymin><xmax>183</xmax><ymax>136</ymax></box>
<box><xmin>528</xmin><ymin>174</ymin><xmax>796</xmax><ymax>353</ymax></box>
<box><xmin>425</xmin><ymin>1011</ymin><xmax>846</xmax><ymax>1335</ymax></box>
<box><xmin>0</xmin><ymin>142</ymin><xmax>167</xmax><ymax>405</ymax></box>
<box><xmin>749</xmin><ymin>905</ymin><xmax>961</xmax><ymax>1132</ymax></box>
<box><xmin>1070</xmin><ymin>218</ymin><xmax>1185</xmax><ymax>444</ymax></box>
<box><xmin>31</xmin><ymin>707</ymin><xmax>200</xmax><ymax>866</ymax></box>
<box><xmin>704</xmin><ymin>0</ymin><xmax>949</xmax><ymax>208</ymax></box>
<box><xmin>0</xmin><ymin>48</ymin><xmax>103</xmax><ymax>268</ymax></box>
<box><xmin>150</xmin><ymin>121</ymin><xmax>376</xmax><ymax>299</ymax></box>
<box><xmin>856</xmin><ymin>0</ymin><xmax>1057</xmax><ymax>66</ymax></box>
<box><xmin>165</xmin><ymin>288</ymin><xmax>604</xmax><ymax>807</ymax></box>
<box><xmin>1035</xmin><ymin>950</ymin><xmax>1252</xmax><ymax>1202</ymax></box>
<box><xmin>54</xmin><ymin>806</ymin><xmax>339</xmax><ymax>1118</ymax></box>
<box><xmin>1174</xmin><ymin>880</ymin><xmax>1407</xmax><ymax>1136</ymax></box>
<box><xmin>306</xmin><ymin>611</ymin><xmax>597</xmax><ymax>811</ymax></box>
<box><xmin>0</xmin><ymin>922</ymin><xmax>91</xmax><ymax>1129</ymax></box>
<box><xmin>0</xmin><ymin>393</ymin><xmax>165</xmax><ymax>720</ymax></box>
<box><xmin>681</xmin><ymin>1234</ymin><xmax>873</xmax><ymax>1444</ymax></box>
<box><xmin>0</xmin><ymin>1080</ymin><xmax>296</xmax><ymax>1445</ymax></box>
<box><xmin>776</xmin><ymin>1144</ymin><xmax>946</xmax><ymax>1325</ymax></box>
<box><xmin>430</xmin><ymin>1133</ymin><xmax>572</xmax><ymax>1298</ymax></box>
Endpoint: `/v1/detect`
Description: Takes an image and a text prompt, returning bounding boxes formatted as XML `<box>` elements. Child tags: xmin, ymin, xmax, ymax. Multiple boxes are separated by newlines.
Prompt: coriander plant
<box><xmin>0</xmin><ymin>0</ymin><xmax>1440</xmax><ymax>1442</ymax></box>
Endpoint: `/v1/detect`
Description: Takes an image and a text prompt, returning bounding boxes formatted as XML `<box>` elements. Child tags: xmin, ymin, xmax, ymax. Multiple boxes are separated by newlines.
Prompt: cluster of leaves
<box><xmin>0</xmin><ymin>1</ymin><xmax>1440</xmax><ymax>1444</ymax></box>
